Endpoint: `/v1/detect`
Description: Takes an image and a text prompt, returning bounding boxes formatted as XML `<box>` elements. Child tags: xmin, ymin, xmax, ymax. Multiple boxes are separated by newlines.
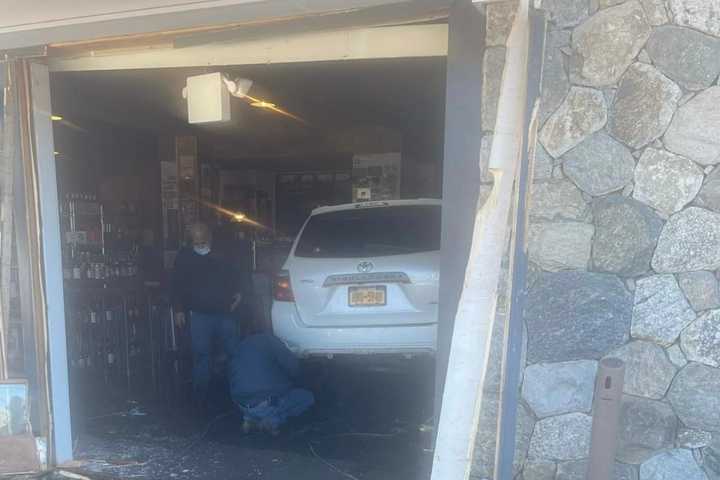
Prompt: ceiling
<box><xmin>50</xmin><ymin>57</ymin><xmax>447</xmax><ymax>162</ymax></box>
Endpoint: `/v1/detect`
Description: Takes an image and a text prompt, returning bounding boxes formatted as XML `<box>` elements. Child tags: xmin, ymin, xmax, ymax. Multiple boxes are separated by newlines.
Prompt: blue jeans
<box><xmin>238</xmin><ymin>388</ymin><xmax>315</xmax><ymax>429</ymax></box>
<box><xmin>190</xmin><ymin>311</ymin><xmax>237</xmax><ymax>401</ymax></box>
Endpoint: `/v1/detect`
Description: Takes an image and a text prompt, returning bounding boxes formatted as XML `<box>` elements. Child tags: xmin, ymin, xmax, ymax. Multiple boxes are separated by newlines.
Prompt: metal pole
<box><xmin>587</xmin><ymin>357</ymin><xmax>625</xmax><ymax>480</ymax></box>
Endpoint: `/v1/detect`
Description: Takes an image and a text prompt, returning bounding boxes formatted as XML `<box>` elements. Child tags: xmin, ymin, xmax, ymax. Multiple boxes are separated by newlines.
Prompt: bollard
<box><xmin>587</xmin><ymin>357</ymin><xmax>625</xmax><ymax>480</ymax></box>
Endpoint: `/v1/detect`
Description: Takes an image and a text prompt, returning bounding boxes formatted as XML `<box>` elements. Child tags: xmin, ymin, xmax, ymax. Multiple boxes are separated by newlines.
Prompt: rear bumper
<box><xmin>271</xmin><ymin>302</ymin><xmax>437</xmax><ymax>356</ymax></box>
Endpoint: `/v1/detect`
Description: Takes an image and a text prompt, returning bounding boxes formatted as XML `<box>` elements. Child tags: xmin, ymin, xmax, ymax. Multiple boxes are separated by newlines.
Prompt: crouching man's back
<box><xmin>229</xmin><ymin>333</ymin><xmax>314</xmax><ymax>434</ymax></box>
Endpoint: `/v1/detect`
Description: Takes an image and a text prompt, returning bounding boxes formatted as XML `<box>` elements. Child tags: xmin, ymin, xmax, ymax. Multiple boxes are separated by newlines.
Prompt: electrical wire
<box><xmin>308</xmin><ymin>443</ymin><xmax>361</xmax><ymax>480</ymax></box>
<box><xmin>180</xmin><ymin>410</ymin><xmax>235</xmax><ymax>456</ymax></box>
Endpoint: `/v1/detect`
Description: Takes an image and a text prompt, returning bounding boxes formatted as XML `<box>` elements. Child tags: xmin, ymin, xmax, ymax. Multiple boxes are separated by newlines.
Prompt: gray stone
<box><xmin>484</xmin><ymin>304</ymin><xmax>527</xmax><ymax>395</ymax></box>
<box><xmin>570</xmin><ymin>1</ymin><xmax>652</xmax><ymax>87</ymax></box>
<box><xmin>481</xmin><ymin>47</ymin><xmax>506</xmax><ymax>132</ymax></box>
<box><xmin>664</xmin><ymin>87</ymin><xmax>720</xmax><ymax>166</ymax></box>
<box><xmin>678</xmin><ymin>429</ymin><xmax>713</xmax><ymax>449</ymax></box>
<box><xmin>539</xmin><ymin>39</ymin><xmax>571</xmax><ymax>124</ymax></box>
<box><xmin>471</xmin><ymin>392</ymin><xmax>500</xmax><ymax>479</ymax></box>
<box><xmin>682</xmin><ymin>310</ymin><xmax>720</xmax><ymax>367</ymax></box>
<box><xmin>640</xmin><ymin>449</ymin><xmax>707</xmax><ymax>480</ymax></box>
<box><xmin>530</xmin><ymin>180</ymin><xmax>589</xmax><ymax>221</ymax></box>
<box><xmin>696</xmin><ymin>167</ymin><xmax>720</xmax><ymax>213</ymax></box>
<box><xmin>591</xmin><ymin>195</ymin><xmax>663</xmax><ymax>277</ymax></box>
<box><xmin>678</xmin><ymin>271</ymin><xmax>720</xmax><ymax>312</ymax></box>
<box><xmin>603</xmin><ymin>87</ymin><xmax>617</xmax><ymax>107</ymax></box>
<box><xmin>640</xmin><ymin>0</ymin><xmax>669</xmax><ymax>25</ymax></box>
<box><xmin>632</xmin><ymin>274</ymin><xmax>696</xmax><ymax>347</ymax></box>
<box><xmin>667</xmin><ymin>0</ymin><xmax>720</xmax><ymax>38</ymax></box>
<box><xmin>525</xmin><ymin>272</ymin><xmax>632</xmax><ymax>363</ymax></box>
<box><xmin>521</xmin><ymin>360</ymin><xmax>597</xmax><ymax>418</ymax></box>
<box><xmin>608</xmin><ymin>63</ymin><xmax>682</xmax><ymax>149</ymax></box>
<box><xmin>608</xmin><ymin>341</ymin><xmax>677</xmax><ymax>399</ymax></box>
<box><xmin>622</xmin><ymin>183</ymin><xmax>634</xmax><ymax>197</ymax></box>
<box><xmin>471</xmin><ymin>395</ymin><xmax>534</xmax><ymax>478</ymax></box>
<box><xmin>513</xmin><ymin>402</ymin><xmax>536</xmax><ymax>476</ymax></box>
<box><xmin>486</xmin><ymin>1</ymin><xmax>517</xmax><ymax>46</ymax></box>
<box><xmin>556</xmin><ymin>460</ymin><xmax>587</xmax><ymax>480</ymax></box>
<box><xmin>668</xmin><ymin>363</ymin><xmax>720</xmax><ymax>431</ymax></box>
<box><xmin>540</xmin><ymin>87</ymin><xmax>607</xmax><ymax>158</ymax></box>
<box><xmin>541</xmin><ymin>0</ymin><xmax>590</xmax><ymax>28</ymax></box>
<box><xmin>562</xmin><ymin>133</ymin><xmax>634</xmax><ymax>196</ymax></box>
<box><xmin>616</xmin><ymin>396</ymin><xmax>678</xmax><ymax>464</ymax></box>
<box><xmin>522</xmin><ymin>461</ymin><xmax>556</xmax><ymax>480</ymax></box>
<box><xmin>637</xmin><ymin>49</ymin><xmax>652</xmax><ymax>64</ymax></box>
<box><xmin>666</xmin><ymin>343</ymin><xmax>688</xmax><ymax>368</ymax></box>
<box><xmin>528</xmin><ymin>222</ymin><xmax>594</xmax><ymax>271</ymax></box>
<box><xmin>632</xmin><ymin>148</ymin><xmax>704</xmax><ymax>216</ymax></box>
<box><xmin>701</xmin><ymin>437</ymin><xmax>720</xmax><ymax>480</ymax></box>
<box><xmin>646</xmin><ymin>26</ymin><xmax>720</xmax><ymax>91</ymax></box>
<box><xmin>555</xmin><ymin>460</ymin><xmax>639</xmax><ymax>480</ymax></box>
<box><xmin>528</xmin><ymin>413</ymin><xmax>592</xmax><ymax>461</ymax></box>
<box><xmin>679</xmin><ymin>90</ymin><xmax>696</xmax><ymax>106</ymax></box>
<box><xmin>533</xmin><ymin>144</ymin><xmax>555</xmax><ymax>181</ymax></box>
<box><xmin>652</xmin><ymin>207</ymin><xmax>720</xmax><ymax>273</ymax></box>
<box><xmin>616</xmin><ymin>463</ymin><xmax>641</xmax><ymax>480</ymax></box>
<box><xmin>598</xmin><ymin>0</ymin><xmax>626</xmax><ymax>8</ymax></box>
<box><xmin>548</xmin><ymin>29</ymin><xmax>572</xmax><ymax>49</ymax></box>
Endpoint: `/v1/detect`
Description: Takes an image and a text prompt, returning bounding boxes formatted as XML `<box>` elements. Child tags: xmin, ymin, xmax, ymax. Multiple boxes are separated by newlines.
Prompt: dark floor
<box><xmin>66</xmin><ymin>356</ymin><xmax>436</xmax><ymax>480</ymax></box>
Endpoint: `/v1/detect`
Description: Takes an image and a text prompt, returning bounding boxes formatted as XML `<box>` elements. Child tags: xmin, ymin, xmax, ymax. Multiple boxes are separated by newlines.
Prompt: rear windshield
<box><xmin>295</xmin><ymin>205</ymin><xmax>441</xmax><ymax>258</ymax></box>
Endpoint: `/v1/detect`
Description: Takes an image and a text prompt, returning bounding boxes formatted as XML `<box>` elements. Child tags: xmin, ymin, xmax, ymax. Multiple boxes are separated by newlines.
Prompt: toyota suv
<box><xmin>271</xmin><ymin>199</ymin><xmax>441</xmax><ymax>356</ymax></box>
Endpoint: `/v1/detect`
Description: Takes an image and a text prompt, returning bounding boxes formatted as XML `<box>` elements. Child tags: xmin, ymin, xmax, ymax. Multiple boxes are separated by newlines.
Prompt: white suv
<box><xmin>272</xmin><ymin>199</ymin><xmax>441</xmax><ymax>356</ymax></box>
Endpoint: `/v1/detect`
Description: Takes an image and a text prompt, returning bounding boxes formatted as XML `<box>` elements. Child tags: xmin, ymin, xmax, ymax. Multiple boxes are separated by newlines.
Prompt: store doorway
<box><xmin>46</xmin><ymin>53</ymin><xmax>447</xmax><ymax>478</ymax></box>
<box><xmin>8</xmin><ymin>0</ymin><xmax>492</xmax><ymax>475</ymax></box>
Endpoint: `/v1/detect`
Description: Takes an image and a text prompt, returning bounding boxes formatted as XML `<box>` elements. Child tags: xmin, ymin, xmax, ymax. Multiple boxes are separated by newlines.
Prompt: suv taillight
<box><xmin>274</xmin><ymin>270</ymin><xmax>295</xmax><ymax>302</ymax></box>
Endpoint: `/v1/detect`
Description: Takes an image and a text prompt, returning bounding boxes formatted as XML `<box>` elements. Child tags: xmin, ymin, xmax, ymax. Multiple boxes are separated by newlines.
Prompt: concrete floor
<box><xmin>67</xmin><ymin>357</ymin><xmax>436</xmax><ymax>480</ymax></box>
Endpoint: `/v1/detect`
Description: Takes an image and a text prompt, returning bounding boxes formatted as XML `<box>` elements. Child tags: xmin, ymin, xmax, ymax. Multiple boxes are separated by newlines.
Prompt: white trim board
<box><xmin>29</xmin><ymin>63</ymin><xmax>74</xmax><ymax>465</ymax></box>
<box><xmin>49</xmin><ymin>24</ymin><xmax>448</xmax><ymax>72</ymax></box>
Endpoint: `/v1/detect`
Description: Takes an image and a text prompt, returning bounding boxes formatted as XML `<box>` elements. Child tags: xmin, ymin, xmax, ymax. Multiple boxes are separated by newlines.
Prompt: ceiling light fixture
<box><xmin>250</xmin><ymin>101</ymin><xmax>276</xmax><ymax>109</ymax></box>
<box><xmin>51</xmin><ymin>115</ymin><xmax>63</xmax><ymax>121</ymax></box>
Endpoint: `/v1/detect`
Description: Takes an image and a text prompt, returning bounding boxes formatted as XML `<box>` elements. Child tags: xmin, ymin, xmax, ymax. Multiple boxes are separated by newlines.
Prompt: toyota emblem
<box><xmin>357</xmin><ymin>261</ymin><xmax>374</xmax><ymax>273</ymax></box>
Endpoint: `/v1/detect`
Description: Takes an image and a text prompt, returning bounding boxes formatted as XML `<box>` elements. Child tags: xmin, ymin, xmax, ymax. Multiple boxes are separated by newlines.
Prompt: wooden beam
<box><xmin>0</xmin><ymin>63</ymin><xmax>14</xmax><ymax>380</ymax></box>
<box><xmin>23</xmin><ymin>61</ymin><xmax>73</xmax><ymax>464</ymax></box>
<box><xmin>48</xmin><ymin>24</ymin><xmax>448</xmax><ymax>72</ymax></box>
<box><xmin>431</xmin><ymin>0</ymin><xmax>530</xmax><ymax>477</ymax></box>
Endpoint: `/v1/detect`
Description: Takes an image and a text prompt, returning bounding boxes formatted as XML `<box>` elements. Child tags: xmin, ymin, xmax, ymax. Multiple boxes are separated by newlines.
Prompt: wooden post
<box><xmin>587</xmin><ymin>358</ymin><xmax>625</xmax><ymax>480</ymax></box>
<box><xmin>431</xmin><ymin>0</ymin><xmax>531</xmax><ymax>478</ymax></box>
<box><xmin>0</xmin><ymin>62</ymin><xmax>18</xmax><ymax>380</ymax></box>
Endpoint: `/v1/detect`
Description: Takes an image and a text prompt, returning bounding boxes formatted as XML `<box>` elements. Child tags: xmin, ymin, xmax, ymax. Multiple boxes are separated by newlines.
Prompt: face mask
<box><xmin>194</xmin><ymin>245</ymin><xmax>211</xmax><ymax>256</ymax></box>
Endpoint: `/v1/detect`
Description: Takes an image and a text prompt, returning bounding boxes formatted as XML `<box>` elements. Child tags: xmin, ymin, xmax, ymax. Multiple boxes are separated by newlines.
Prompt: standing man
<box><xmin>172</xmin><ymin>222</ymin><xmax>247</xmax><ymax>409</ymax></box>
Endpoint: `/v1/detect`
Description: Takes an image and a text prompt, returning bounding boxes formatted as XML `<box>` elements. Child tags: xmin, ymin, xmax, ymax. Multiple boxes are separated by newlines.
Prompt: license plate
<box><xmin>348</xmin><ymin>286</ymin><xmax>387</xmax><ymax>307</ymax></box>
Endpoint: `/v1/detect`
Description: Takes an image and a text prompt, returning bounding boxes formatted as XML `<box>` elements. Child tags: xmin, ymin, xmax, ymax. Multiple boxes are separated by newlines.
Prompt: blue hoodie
<box><xmin>228</xmin><ymin>334</ymin><xmax>300</xmax><ymax>407</ymax></box>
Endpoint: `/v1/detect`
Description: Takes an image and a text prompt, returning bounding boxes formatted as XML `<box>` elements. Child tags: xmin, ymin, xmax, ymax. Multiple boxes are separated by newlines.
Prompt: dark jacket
<box><xmin>170</xmin><ymin>247</ymin><xmax>245</xmax><ymax>314</ymax></box>
<box><xmin>228</xmin><ymin>334</ymin><xmax>300</xmax><ymax>407</ymax></box>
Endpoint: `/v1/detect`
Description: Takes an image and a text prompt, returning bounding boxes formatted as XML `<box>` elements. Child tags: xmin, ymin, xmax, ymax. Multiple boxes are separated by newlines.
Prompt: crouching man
<box><xmin>229</xmin><ymin>333</ymin><xmax>314</xmax><ymax>434</ymax></box>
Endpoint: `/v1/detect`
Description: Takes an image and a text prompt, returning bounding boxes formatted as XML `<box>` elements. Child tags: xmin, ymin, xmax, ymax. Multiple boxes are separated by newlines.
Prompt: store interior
<box><xmin>44</xmin><ymin>57</ymin><xmax>447</xmax><ymax>478</ymax></box>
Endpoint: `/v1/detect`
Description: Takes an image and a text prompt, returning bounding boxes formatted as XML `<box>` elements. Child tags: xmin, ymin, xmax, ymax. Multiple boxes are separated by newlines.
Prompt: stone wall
<box><xmin>474</xmin><ymin>1</ymin><xmax>720</xmax><ymax>479</ymax></box>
